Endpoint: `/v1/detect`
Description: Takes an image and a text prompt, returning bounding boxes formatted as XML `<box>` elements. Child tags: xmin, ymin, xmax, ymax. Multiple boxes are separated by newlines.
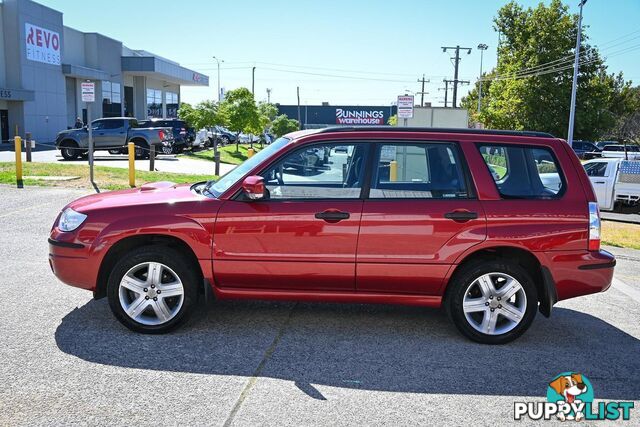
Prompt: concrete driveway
<box><xmin>0</xmin><ymin>186</ymin><xmax>638</xmax><ymax>426</ymax></box>
<box><xmin>0</xmin><ymin>146</ymin><xmax>235</xmax><ymax>176</ymax></box>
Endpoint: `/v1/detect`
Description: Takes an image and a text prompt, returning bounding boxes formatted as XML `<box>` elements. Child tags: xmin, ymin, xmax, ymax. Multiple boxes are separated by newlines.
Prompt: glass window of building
<box><xmin>102</xmin><ymin>81</ymin><xmax>122</xmax><ymax>118</ymax></box>
<box><xmin>165</xmin><ymin>92</ymin><xmax>179</xmax><ymax>118</ymax></box>
<box><xmin>147</xmin><ymin>89</ymin><xmax>163</xmax><ymax>118</ymax></box>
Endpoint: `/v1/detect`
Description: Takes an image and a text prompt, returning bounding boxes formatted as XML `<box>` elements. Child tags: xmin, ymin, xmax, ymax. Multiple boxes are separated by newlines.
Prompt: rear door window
<box><xmin>478</xmin><ymin>145</ymin><xmax>564</xmax><ymax>198</ymax></box>
<box><xmin>370</xmin><ymin>142</ymin><xmax>469</xmax><ymax>199</ymax></box>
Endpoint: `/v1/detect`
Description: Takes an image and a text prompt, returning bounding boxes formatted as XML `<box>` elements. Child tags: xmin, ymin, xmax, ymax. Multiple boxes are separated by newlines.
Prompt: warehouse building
<box><xmin>0</xmin><ymin>0</ymin><xmax>208</xmax><ymax>144</ymax></box>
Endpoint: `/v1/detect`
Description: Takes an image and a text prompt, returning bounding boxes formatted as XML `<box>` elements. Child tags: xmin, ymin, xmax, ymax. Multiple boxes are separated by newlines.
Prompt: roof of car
<box><xmin>293</xmin><ymin>126</ymin><xmax>555</xmax><ymax>138</ymax></box>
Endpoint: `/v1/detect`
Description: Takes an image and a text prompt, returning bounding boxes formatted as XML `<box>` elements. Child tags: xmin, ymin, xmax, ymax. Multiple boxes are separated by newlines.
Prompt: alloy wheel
<box><xmin>462</xmin><ymin>272</ymin><xmax>527</xmax><ymax>335</ymax></box>
<box><xmin>118</xmin><ymin>262</ymin><xmax>184</xmax><ymax>326</ymax></box>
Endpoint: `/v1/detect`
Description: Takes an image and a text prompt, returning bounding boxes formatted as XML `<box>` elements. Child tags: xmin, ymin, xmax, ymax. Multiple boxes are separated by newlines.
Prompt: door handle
<box><xmin>444</xmin><ymin>210</ymin><xmax>478</xmax><ymax>222</ymax></box>
<box><xmin>315</xmin><ymin>210</ymin><xmax>350</xmax><ymax>223</ymax></box>
<box><xmin>593</xmin><ymin>181</ymin><xmax>605</xmax><ymax>184</ymax></box>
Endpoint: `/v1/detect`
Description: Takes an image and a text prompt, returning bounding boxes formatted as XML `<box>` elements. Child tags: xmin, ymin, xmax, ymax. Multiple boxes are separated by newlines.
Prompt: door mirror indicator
<box><xmin>242</xmin><ymin>176</ymin><xmax>265</xmax><ymax>200</ymax></box>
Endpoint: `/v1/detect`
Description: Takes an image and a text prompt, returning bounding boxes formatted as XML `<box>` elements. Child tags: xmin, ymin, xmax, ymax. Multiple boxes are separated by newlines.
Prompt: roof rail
<box><xmin>316</xmin><ymin>126</ymin><xmax>555</xmax><ymax>138</ymax></box>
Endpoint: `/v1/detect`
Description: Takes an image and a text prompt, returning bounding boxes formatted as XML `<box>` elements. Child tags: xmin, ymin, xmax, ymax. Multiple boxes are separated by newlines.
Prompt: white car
<box><xmin>600</xmin><ymin>144</ymin><xmax>640</xmax><ymax>160</ymax></box>
<box><xmin>583</xmin><ymin>158</ymin><xmax>640</xmax><ymax>211</ymax></box>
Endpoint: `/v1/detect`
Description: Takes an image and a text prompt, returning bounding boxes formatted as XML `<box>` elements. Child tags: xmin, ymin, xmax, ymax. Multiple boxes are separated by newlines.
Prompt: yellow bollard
<box><xmin>128</xmin><ymin>142</ymin><xmax>135</xmax><ymax>187</ymax></box>
<box><xmin>15</xmin><ymin>136</ymin><xmax>23</xmax><ymax>187</ymax></box>
<box><xmin>247</xmin><ymin>148</ymin><xmax>255</xmax><ymax>158</ymax></box>
<box><xmin>389</xmin><ymin>160</ymin><xmax>398</xmax><ymax>182</ymax></box>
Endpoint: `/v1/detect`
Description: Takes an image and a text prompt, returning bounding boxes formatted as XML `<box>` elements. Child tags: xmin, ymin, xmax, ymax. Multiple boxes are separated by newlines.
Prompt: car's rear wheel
<box><xmin>221</xmin><ymin>136</ymin><xmax>230</xmax><ymax>145</ymax></box>
<box><xmin>107</xmin><ymin>247</ymin><xmax>198</xmax><ymax>333</ymax></box>
<box><xmin>447</xmin><ymin>260</ymin><xmax>538</xmax><ymax>344</ymax></box>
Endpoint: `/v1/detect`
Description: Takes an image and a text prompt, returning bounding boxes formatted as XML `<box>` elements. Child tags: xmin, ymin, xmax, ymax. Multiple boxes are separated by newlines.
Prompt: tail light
<box><xmin>158</xmin><ymin>130</ymin><xmax>165</xmax><ymax>140</ymax></box>
<box><xmin>588</xmin><ymin>202</ymin><xmax>601</xmax><ymax>251</ymax></box>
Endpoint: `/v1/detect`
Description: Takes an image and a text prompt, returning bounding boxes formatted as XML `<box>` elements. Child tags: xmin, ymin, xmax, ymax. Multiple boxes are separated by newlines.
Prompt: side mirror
<box><xmin>242</xmin><ymin>175</ymin><xmax>265</xmax><ymax>200</ymax></box>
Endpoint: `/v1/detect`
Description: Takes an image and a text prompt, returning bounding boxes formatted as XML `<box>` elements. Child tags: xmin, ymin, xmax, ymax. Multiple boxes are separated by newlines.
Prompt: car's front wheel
<box><xmin>447</xmin><ymin>259</ymin><xmax>538</xmax><ymax>344</ymax></box>
<box><xmin>107</xmin><ymin>247</ymin><xmax>198</xmax><ymax>333</ymax></box>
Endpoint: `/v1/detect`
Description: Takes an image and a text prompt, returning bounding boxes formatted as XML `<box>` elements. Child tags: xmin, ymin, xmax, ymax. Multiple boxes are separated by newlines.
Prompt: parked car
<box><xmin>210</xmin><ymin>126</ymin><xmax>237</xmax><ymax>145</ymax></box>
<box><xmin>595</xmin><ymin>141</ymin><xmax>618</xmax><ymax>150</ymax></box>
<box><xmin>138</xmin><ymin>119</ymin><xmax>191</xmax><ymax>154</ymax></box>
<box><xmin>600</xmin><ymin>144</ymin><xmax>640</xmax><ymax>160</ymax></box>
<box><xmin>583</xmin><ymin>158</ymin><xmax>640</xmax><ymax>211</ymax></box>
<box><xmin>55</xmin><ymin>117</ymin><xmax>174</xmax><ymax>160</ymax></box>
<box><xmin>239</xmin><ymin>132</ymin><xmax>260</xmax><ymax>144</ymax></box>
<box><xmin>49</xmin><ymin>127</ymin><xmax>614</xmax><ymax>344</ymax></box>
<box><xmin>571</xmin><ymin>140</ymin><xmax>601</xmax><ymax>160</ymax></box>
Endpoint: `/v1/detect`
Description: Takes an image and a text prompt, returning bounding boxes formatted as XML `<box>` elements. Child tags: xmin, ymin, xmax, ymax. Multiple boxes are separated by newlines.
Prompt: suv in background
<box><xmin>49</xmin><ymin>127</ymin><xmax>614</xmax><ymax>344</ymax></box>
<box><xmin>571</xmin><ymin>140</ymin><xmax>601</xmax><ymax>160</ymax></box>
<box><xmin>139</xmin><ymin>119</ymin><xmax>191</xmax><ymax>154</ymax></box>
<box><xmin>210</xmin><ymin>125</ymin><xmax>237</xmax><ymax>145</ymax></box>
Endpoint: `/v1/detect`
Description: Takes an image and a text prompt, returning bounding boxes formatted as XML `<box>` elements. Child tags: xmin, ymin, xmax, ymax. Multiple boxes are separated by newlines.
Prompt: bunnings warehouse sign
<box><xmin>336</xmin><ymin>108</ymin><xmax>384</xmax><ymax>125</ymax></box>
<box><xmin>25</xmin><ymin>23</ymin><xmax>61</xmax><ymax>65</ymax></box>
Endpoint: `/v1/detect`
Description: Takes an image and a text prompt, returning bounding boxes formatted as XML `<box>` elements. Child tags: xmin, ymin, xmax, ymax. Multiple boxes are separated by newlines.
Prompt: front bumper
<box><xmin>48</xmin><ymin>231</ymin><xmax>101</xmax><ymax>292</ymax></box>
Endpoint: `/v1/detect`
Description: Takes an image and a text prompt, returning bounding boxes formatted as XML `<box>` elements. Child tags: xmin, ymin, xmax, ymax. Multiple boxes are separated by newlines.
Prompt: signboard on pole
<box><xmin>397</xmin><ymin>95</ymin><xmax>414</xmax><ymax>119</ymax></box>
<box><xmin>81</xmin><ymin>82</ymin><xmax>95</xmax><ymax>103</ymax></box>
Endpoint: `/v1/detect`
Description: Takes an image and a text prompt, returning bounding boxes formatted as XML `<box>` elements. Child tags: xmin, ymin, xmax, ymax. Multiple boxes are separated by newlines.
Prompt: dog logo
<box><xmin>547</xmin><ymin>372</ymin><xmax>593</xmax><ymax>421</ymax></box>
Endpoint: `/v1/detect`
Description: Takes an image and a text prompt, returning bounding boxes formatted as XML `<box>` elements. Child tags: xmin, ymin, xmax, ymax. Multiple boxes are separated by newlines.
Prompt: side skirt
<box><xmin>213</xmin><ymin>287</ymin><xmax>442</xmax><ymax>308</ymax></box>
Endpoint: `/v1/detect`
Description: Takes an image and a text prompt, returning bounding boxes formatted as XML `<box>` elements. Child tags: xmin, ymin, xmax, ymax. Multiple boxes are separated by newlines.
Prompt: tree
<box><xmin>271</xmin><ymin>114</ymin><xmax>300</xmax><ymax>137</ymax></box>
<box><xmin>218</xmin><ymin>88</ymin><xmax>260</xmax><ymax>151</ymax></box>
<box><xmin>460</xmin><ymin>0</ymin><xmax>635</xmax><ymax>140</ymax></box>
<box><xmin>178</xmin><ymin>100</ymin><xmax>222</xmax><ymax>129</ymax></box>
<box><xmin>387</xmin><ymin>115</ymin><xmax>398</xmax><ymax>126</ymax></box>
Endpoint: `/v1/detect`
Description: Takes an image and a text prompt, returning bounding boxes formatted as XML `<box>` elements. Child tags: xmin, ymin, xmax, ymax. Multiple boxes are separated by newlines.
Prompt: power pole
<box><xmin>441</xmin><ymin>45</ymin><xmax>472</xmax><ymax>108</ymax></box>
<box><xmin>266</xmin><ymin>88</ymin><xmax>272</xmax><ymax>103</ymax></box>
<box><xmin>251</xmin><ymin>67</ymin><xmax>256</xmax><ymax>97</ymax></box>
<box><xmin>296</xmin><ymin>86</ymin><xmax>301</xmax><ymax>128</ymax></box>
<box><xmin>417</xmin><ymin>74</ymin><xmax>430</xmax><ymax>107</ymax></box>
<box><xmin>213</xmin><ymin>56</ymin><xmax>223</xmax><ymax>102</ymax></box>
<box><xmin>440</xmin><ymin>79</ymin><xmax>454</xmax><ymax>108</ymax></box>
<box><xmin>567</xmin><ymin>0</ymin><xmax>588</xmax><ymax>148</ymax></box>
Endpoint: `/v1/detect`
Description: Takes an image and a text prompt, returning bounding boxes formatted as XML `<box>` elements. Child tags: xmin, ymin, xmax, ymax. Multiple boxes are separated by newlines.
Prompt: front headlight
<box><xmin>58</xmin><ymin>208</ymin><xmax>87</xmax><ymax>232</ymax></box>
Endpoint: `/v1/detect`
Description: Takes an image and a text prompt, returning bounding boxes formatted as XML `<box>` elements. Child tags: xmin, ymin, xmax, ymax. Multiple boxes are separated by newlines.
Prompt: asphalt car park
<box><xmin>1</xmin><ymin>185</ymin><xmax>639</xmax><ymax>426</ymax></box>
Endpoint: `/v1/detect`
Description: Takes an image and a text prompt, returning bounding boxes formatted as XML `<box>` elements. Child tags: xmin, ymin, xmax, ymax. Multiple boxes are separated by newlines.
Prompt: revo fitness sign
<box><xmin>25</xmin><ymin>23</ymin><xmax>61</xmax><ymax>65</ymax></box>
<box><xmin>336</xmin><ymin>109</ymin><xmax>384</xmax><ymax>125</ymax></box>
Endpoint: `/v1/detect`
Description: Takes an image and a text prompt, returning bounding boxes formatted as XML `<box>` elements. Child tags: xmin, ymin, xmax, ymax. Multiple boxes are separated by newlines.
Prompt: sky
<box><xmin>40</xmin><ymin>0</ymin><xmax>640</xmax><ymax>107</ymax></box>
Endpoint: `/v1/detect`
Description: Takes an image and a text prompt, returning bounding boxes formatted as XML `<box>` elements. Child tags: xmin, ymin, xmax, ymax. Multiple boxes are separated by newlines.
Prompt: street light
<box><xmin>567</xmin><ymin>0</ymin><xmax>588</xmax><ymax>148</ymax></box>
<box><xmin>477</xmin><ymin>43</ymin><xmax>488</xmax><ymax>115</ymax></box>
<box><xmin>212</xmin><ymin>56</ymin><xmax>224</xmax><ymax>102</ymax></box>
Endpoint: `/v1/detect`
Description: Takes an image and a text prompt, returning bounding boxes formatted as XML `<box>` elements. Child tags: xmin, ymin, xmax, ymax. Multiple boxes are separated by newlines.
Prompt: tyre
<box><xmin>162</xmin><ymin>145</ymin><xmax>173</xmax><ymax>155</ymax></box>
<box><xmin>128</xmin><ymin>141</ymin><xmax>146</xmax><ymax>159</ymax></box>
<box><xmin>107</xmin><ymin>246</ymin><xmax>199</xmax><ymax>334</ymax></box>
<box><xmin>221</xmin><ymin>136</ymin><xmax>230</xmax><ymax>145</ymax></box>
<box><xmin>446</xmin><ymin>259</ymin><xmax>538</xmax><ymax>344</ymax></box>
<box><xmin>60</xmin><ymin>142</ymin><xmax>80</xmax><ymax>160</ymax></box>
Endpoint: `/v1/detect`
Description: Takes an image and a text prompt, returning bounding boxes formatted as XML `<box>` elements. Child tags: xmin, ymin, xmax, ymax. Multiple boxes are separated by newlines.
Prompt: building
<box><xmin>395</xmin><ymin>107</ymin><xmax>469</xmax><ymax>128</ymax></box>
<box><xmin>276</xmin><ymin>104</ymin><xmax>469</xmax><ymax>130</ymax></box>
<box><xmin>0</xmin><ymin>0</ymin><xmax>208</xmax><ymax>144</ymax></box>
<box><xmin>277</xmin><ymin>104</ymin><xmax>397</xmax><ymax>129</ymax></box>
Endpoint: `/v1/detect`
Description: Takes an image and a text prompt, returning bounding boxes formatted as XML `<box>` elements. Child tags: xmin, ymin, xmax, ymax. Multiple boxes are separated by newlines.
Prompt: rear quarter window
<box><xmin>478</xmin><ymin>144</ymin><xmax>565</xmax><ymax>199</ymax></box>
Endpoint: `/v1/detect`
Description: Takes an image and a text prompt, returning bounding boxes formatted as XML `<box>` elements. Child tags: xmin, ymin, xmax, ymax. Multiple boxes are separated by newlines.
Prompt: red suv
<box><xmin>49</xmin><ymin>128</ymin><xmax>615</xmax><ymax>344</ymax></box>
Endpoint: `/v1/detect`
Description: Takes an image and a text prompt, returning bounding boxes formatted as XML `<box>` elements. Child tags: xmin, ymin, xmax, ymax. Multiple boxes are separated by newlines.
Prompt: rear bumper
<box><xmin>541</xmin><ymin>250</ymin><xmax>615</xmax><ymax>301</ymax></box>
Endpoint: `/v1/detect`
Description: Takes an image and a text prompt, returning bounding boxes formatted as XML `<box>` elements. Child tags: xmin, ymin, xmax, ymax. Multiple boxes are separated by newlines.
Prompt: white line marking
<box><xmin>612</xmin><ymin>277</ymin><xmax>640</xmax><ymax>303</ymax></box>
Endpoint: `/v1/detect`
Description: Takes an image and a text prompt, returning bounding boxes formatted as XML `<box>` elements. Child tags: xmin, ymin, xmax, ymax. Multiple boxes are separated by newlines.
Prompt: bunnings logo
<box><xmin>336</xmin><ymin>109</ymin><xmax>384</xmax><ymax>125</ymax></box>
